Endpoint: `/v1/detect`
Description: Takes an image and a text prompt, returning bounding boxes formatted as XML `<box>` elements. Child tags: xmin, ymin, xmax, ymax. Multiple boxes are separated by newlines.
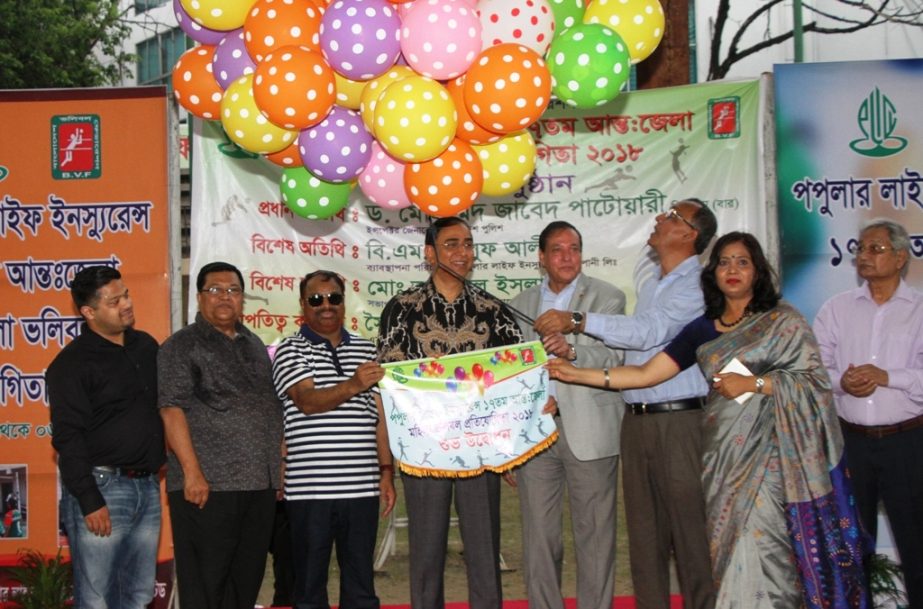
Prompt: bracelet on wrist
<box><xmin>603</xmin><ymin>368</ymin><xmax>610</xmax><ymax>389</ymax></box>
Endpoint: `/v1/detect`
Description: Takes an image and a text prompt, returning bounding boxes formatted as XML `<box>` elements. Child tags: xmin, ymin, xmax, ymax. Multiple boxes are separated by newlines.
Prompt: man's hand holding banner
<box><xmin>378</xmin><ymin>341</ymin><xmax>557</xmax><ymax>477</ymax></box>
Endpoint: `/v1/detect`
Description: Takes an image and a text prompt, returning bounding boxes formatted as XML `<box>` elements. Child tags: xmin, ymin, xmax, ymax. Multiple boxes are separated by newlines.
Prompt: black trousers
<box><xmin>270</xmin><ymin>499</ymin><xmax>295</xmax><ymax>607</ymax></box>
<box><xmin>287</xmin><ymin>496</ymin><xmax>381</xmax><ymax>609</ymax></box>
<box><xmin>168</xmin><ymin>488</ymin><xmax>276</xmax><ymax>609</ymax></box>
<box><xmin>842</xmin><ymin>423</ymin><xmax>923</xmax><ymax>609</ymax></box>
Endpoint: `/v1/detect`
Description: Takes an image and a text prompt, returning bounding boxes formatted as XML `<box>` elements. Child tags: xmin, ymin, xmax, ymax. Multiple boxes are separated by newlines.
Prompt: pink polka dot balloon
<box><xmin>320</xmin><ymin>0</ymin><xmax>401</xmax><ymax>80</ymax></box>
<box><xmin>212</xmin><ymin>29</ymin><xmax>257</xmax><ymax>89</ymax></box>
<box><xmin>297</xmin><ymin>106</ymin><xmax>374</xmax><ymax>182</ymax></box>
<box><xmin>174</xmin><ymin>0</ymin><xmax>226</xmax><ymax>44</ymax></box>
<box><xmin>400</xmin><ymin>0</ymin><xmax>482</xmax><ymax>80</ymax></box>
<box><xmin>479</xmin><ymin>0</ymin><xmax>556</xmax><ymax>56</ymax></box>
<box><xmin>359</xmin><ymin>141</ymin><xmax>411</xmax><ymax>209</ymax></box>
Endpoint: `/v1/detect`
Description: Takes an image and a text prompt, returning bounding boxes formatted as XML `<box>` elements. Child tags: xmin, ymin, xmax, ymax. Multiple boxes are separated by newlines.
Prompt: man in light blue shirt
<box><xmin>534</xmin><ymin>199</ymin><xmax>718</xmax><ymax>609</ymax></box>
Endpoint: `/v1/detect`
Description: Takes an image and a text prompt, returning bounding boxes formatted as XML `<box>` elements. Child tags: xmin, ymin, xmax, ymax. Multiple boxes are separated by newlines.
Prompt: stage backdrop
<box><xmin>0</xmin><ymin>87</ymin><xmax>174</xmax><ymax>602</ymax></box>
<box><xmin>777</xmin><ymin>58</ymin><xmax>923</xmax><ymax>321</ymax></box>
<box><xmin>189</xmin><ymin>77</ymin><xmax>774</xmax><ymax>343</ymax></box>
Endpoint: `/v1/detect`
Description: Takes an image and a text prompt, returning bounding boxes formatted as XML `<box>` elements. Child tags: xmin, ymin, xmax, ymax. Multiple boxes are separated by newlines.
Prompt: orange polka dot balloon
<box><xmin>244</xmin><ymin>0</ymin><xmax>324</xmax><ymax>62</ymax></box>
<box><xmin>404</xmin><ymin>139</ymin><xmax>483</xmax><ymax>217</ymax></box>
<box><xmin>221</xmin><ymin>73</ymin><xmax>298</xmax><ymax>154</ymax></box>
<box><xmin>446</xmin><ymin>75</ymin><xmax>503</xmax><ymax>145</ymax></box>
<box><xmin>463</xmin><ymin>43</ymin><xmax>551</xmax><ymax>135</ymax></box>
<box><xmin>172</xmin><ymin>45</ymin><xmax>224</xmax><ymax>120</ymax></box>
<box><xmin>264</xmin><ymin>139</ymin><xmax>303</xmax><ymax>167</ymax></box>
<box><xmin>253</xmin><ymin>45</ymin><xmax>336</xmax><ymax>130</ymax></box>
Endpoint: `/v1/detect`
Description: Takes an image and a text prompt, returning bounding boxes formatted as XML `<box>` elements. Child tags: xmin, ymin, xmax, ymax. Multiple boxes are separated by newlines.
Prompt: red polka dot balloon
<box><xmin>244</xmin><ymin>0</ymin><xmax>324</xmax><ymax>62</ymax></box>
<box><xmin>479</xmin><ymin>0</ymin><xmax>556</xmax><ymax>56</ymax></box>
<box><xmin>463</xmin><ymin>43</ymin><xmax>551</xmax><ymax>134</ymax></box>
<box><xmin>404</xmin><ymin>138</ymin><xmax>483</xmax><ymax>218</ymax></box>
<box><xmin>172</xmin><ymin>45</ymin><xmax>224</xmax><ymax>120</ymax></box>
<box><xmin>253</xmin><ymin>45</ymin><xmax>336</xmax><ymax>129</ymax></box>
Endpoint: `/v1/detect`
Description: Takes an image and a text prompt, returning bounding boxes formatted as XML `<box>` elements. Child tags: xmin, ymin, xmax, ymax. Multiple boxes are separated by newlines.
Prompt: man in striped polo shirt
<box><xmin>272</xmin><ymin>270</ymin><xmax>396</xmax><ymax>609</ymax></box>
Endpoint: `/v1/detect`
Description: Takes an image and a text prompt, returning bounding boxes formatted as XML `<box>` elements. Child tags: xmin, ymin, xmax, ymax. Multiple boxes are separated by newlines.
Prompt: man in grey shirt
<box><xmin>158</xmin><ymin>261</ymin><xmax>283</xmax><ymax>609</ymax></box>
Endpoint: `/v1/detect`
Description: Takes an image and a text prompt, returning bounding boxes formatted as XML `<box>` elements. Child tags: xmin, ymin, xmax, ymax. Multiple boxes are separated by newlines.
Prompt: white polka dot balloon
<box><xmin>478</xmin><ymin>0</ymin><xmax>556</xmax><ymax>57</ymax></box>
<box><xmin>297</xmin><ymin>106</ymin><xmax>374</xmax><ymax>182</ymax></box>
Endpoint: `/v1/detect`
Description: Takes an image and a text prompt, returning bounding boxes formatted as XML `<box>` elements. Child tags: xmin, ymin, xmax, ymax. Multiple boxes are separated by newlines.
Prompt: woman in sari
<box><xmin>547</xmin><ymin>232</ymin><xmax>867</xmax><ymax>609</ymax></box>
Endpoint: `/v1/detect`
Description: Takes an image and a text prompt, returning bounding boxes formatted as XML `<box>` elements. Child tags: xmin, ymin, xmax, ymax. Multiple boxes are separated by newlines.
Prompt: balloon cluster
<box><xmin>172</xmin><ymin>0</ymin><xmax>664</xmax><ymax>220</ymax></box>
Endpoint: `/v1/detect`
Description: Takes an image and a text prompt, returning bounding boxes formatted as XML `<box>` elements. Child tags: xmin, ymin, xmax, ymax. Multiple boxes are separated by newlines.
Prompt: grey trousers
<box><xmin>620</xmin><ymin>409</ymin><xmax>715</xmax><ymax>609</ymax></box>
<box><xmin>403</xmin><ymin>472</ymin><xmax>502</xmax><ymax>609</ymax></box>
<box><xmin>516</xmin><ymin>423</ymin><xmax>619</xmax><ymax>609</ymax></box>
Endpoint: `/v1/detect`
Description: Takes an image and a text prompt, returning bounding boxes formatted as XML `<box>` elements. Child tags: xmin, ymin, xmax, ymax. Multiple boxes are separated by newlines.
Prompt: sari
<box><xmin>695</xmin><ymin>303</ymin><xmax>867</xmax><ymax>609</ymax></box>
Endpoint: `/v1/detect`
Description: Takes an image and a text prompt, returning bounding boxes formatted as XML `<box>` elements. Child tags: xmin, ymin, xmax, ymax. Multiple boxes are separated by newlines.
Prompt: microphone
<box><xmin>433</xmin><ymin>258</ymin><xmax>536</xmax><ymax>327</ymax></box>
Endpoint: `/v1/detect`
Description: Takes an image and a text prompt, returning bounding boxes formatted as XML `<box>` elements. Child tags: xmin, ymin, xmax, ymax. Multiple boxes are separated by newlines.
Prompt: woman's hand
<box><xmin>712</xmin><ymin>372</ymin><xmax>757</xmax><ymax>400</ymax></box>
<box><xmin>546</xmin><ymin>358</ymin><xmax>580</xmax><ymax>383</ymax></box>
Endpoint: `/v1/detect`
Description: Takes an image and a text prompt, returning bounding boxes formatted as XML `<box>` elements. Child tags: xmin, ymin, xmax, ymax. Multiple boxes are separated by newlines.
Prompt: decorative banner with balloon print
<box><xmin>172</xmin><ymin>0</ymin><xmax>668</xmax><ymax>220</ymax></box>
<box><xmin>378</xmin><ymin>341</ymin><xmax>557</xmax><ymax>477</ymax></box>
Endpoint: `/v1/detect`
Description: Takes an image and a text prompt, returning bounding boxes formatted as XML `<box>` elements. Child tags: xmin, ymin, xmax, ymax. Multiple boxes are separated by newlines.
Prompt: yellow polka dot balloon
<box><xmin>374</xmin><ymin>76</ymin><xmax>458</xmax><ymax>162</ymax></box>
<box><xmin>252</xmin><ymin>45</ymin><xmax>336</xmax><ymax>130</ymax></box>
<box><xmin>180</xmin><ymin>0</ymin><xmax>256</xmax><ymax>31</ymax></box>
<box><xmin>472</xmin><ymin>130</ymin><xmax>537</xmax><ymax>196</ymax></box>
<box><xmin>584</xmin><ymin>0</ymin><xmax>664</xmax><ymax>63</ymax></box>
<box><xmin>358</xmin><ymin>65</ymin><xmax>416</xmax><ymax>132</ymax></box>
<box><xmin>334</xmin><ymin>72</ymin><xmax>368</xmax><ymax>110</ymax></box>
<box><xmin>221</xmin><ymin>74</ymin><xmax>298</xmax><ymax>154</ymax></box>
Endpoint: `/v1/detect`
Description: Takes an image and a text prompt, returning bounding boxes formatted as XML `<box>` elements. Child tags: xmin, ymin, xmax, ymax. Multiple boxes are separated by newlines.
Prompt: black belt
<box><xmin>839</xmin><ymin>414</ymin><xmax>923</xmax><ymax>439</ymax></box>
<box><xmin>626</xmin><ymin>398</ymin><xmax>703</xmax><ymax>415</ymax></box>
<box><xmin>93</xmin><ymin>466</ymin><xmax>154</xmax><ymax>478</ymax></box>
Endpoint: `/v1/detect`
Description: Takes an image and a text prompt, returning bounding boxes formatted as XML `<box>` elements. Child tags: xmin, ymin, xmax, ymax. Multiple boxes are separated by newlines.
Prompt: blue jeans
<box><xmin>61</xmin><ymin>469</ymin><xmax>161</xmax><ymax>609</ymax></box>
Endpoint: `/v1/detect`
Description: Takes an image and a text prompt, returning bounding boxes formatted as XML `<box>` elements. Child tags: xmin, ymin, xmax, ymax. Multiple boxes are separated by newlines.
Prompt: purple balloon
<box><xmin>298</xmin><ymin>107</ymin><xmax>374</xmax><ymax>182</ymax></box>
<box><xmin>173</xmin><ymin>0</ymin><xmax>227</xmax><ymax>44</ymax></box>
<box><xmin>212</xmin><ymin>29</ymin><xmax>256</xmax><ymax>90</ymax></box>
<box><xmin>320</xmin><ymin>0</ymin><xmax>401</xmax><ymax>80</ymax></box>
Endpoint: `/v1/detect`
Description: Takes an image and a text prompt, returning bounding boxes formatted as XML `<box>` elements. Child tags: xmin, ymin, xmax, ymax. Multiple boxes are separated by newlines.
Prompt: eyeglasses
<box><xmin>438</xmin><ymin>240</ymin><xmax>475</xmax><ymax>252</ymax></box>
<box><xmin>665</xmin><ymin>208</ymin><xmax>697</xmax><ymax>231</ymax></box>
<box><xmin>848</xmin><ymin>242</ymin><xmax>895</xmax><ymax>256</ymax></box>
<box><xmin>305</xmin><ymin>292</ymin><xmax>344</xmax><ymax>307</ymax></box>
<box><xmin>201</xmin><ymin>286</ymin><xmax>243</xmax><ymax>296</ymax></box>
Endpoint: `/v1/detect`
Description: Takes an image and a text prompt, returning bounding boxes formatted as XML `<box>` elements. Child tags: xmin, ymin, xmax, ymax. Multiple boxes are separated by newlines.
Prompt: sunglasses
<box><xmin>305</xmin><ymin>292</ymin><xmax>344</xmax><ymax>307</ymax></box>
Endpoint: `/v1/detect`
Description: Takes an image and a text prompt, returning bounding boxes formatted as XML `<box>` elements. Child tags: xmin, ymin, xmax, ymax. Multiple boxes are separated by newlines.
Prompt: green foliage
<box><xmin>8</xmin><ymin>548</ymin><xmax>73</xmax><ymax>609</ymax></box>
<box><xmin>0</xmin><ymin>0</ymin><xmax>133</xmax><ymax>88</ymax></box>
<box><xmin>869</xmin><ymin>553</ymin><xmax>906</xmax><ymax>609</ymax></box>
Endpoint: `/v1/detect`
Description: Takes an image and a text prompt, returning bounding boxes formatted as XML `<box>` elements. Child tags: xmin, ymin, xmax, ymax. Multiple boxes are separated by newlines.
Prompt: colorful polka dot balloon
<box><xmin>244</xmin><ymin>0</ymin><xmax>323</xmax><ymax>62</ymax></box>
<box><xmin>358</xmin><ymin>65</ymin><xmax>416</xmax><ymax>131</ymax></box>
<box><xmin>478</xmin><ymin>0</ymin><xmax>556</xmax><ymax>57</ymax></box>
<box><xmin>359</xmin><ymin>141</ymin><xmax>411</xmax><ymax>209</ymax></box>
<box><xmin>547</xmin><ymin>0</ymin><xmax>585</xmax><ymax>32</ymax></box>
<box><xmin>547</xmin><ymin>23</ymin><xmax>630</xmax><ymax>108</ymax></box>
<box><xmin>212</xmin><ymin>29</ymin><xmax>257</xmax><ymax>89</ymax></box>
<box><xmin>334</xmin><ymin>72</ymin><xmax>367</xmax><ymax>109</ymax></box>
<box><xmin>180</xmin><ymin>0</ymin><xmax>255</xmax><ymax>31</ymax></box>
<box><xmin>472</xmin><ymin>130</ymin><xmax>537</xmax><ymax>196</ymax></box>
<box><xmin>174</xmin><ymin>0</ymin><xmax>226</xmax><ymax>44</ymax></box>
<box><xmin>400</xmin><ymin>0</ymin><xmax>482</xmax><ymax>80</ymax></box>
<box><xmin>221</xmin><ymin>73</ymin><xmax>298</xmax><ymax>154</ymax></box>
<box><xmin>405</xmin><ymin>139</ymin><xmax>483</xmax><ymax>217</ymax></box>
<box><xmin>584</xmin><ymin>0</ymin><xmax>665</xmax><ymax>63</ymax></box>
<box><xmin>463</xmin><ymin>43</ymin><xmax>551</xmax><ymax>134</ymax></box>
<box><xmin>172</xmin><ymin>45</ymin><xmax>224</xmax><ymax>120</ymax></box>
<box><xmin>374</xmin><ymin>76</ymin><xmax>458</xmax><ymax>162</ymax></box>
<box><xmin>252</xmin><ymin>45</ymin><xmax>336</xmax><ymax>130</ymax></box>
<box><xmin>264</xmin><ymin>140</ymin><xmax>303</xmax><ymax>167</ymax></box>
<box><xmin>446</xmin><ymin>75</ymin><xmax>503</xmax><ymax>145</ymax></box>
<box><xmin>280</xmin><ymin>166</ymin><xmax>355</xmax><ymax>219</ymax></box>
<box><xmin>320</xmin><ymin>0</ymin><xmax>402</xmax><ymax>80</ymax></box>
<box><xmin>297</xmin><ymin>106</ymin><xmax>373</xmax><ymax>182</ymax></box>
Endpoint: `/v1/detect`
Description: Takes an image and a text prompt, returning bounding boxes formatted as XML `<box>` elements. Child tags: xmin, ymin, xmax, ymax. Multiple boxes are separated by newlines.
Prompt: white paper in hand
<box><xmin>716</xmin><ymin>357</ymin><xmax>754</xmax><ymax>404</ymax></box>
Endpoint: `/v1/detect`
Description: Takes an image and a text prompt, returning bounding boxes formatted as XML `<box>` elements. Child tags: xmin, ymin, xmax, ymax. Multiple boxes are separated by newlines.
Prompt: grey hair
<box><xmin>860</xmin><ymin>217</ymin><xmax>910</xmax><ymax>253</ymax></box>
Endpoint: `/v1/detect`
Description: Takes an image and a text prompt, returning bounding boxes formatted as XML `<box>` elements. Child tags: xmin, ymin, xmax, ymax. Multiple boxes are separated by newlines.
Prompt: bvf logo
<box><xmin>708</xmin><ymin>97</ymin><xmax>740</xmax><ymax>139</ymax></box>
<box><xmin>51</xmin><ymin>114</ymin><xmax>101</xmax><ymax>179</ymax></box>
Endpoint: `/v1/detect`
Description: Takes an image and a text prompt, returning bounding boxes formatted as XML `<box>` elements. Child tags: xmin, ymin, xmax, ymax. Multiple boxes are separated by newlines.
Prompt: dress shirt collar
<box><xmin>193</xmin><ymin>311</ymin><xmax>246</xmax><ymax>341</ymax></box>
<box><xmin>78</xmin><ymin>322</ymin><xmax>139</xmax><ymax>349</ymax></box>
<box><xmin>299</xmin><ymin>324</ymin><xmax>351</xmax><ymax>348</ymax></box>
<box><xmin>856</xmin><ymin>278</ymin><xmax>913</xmax><ymax>304</ymax></box>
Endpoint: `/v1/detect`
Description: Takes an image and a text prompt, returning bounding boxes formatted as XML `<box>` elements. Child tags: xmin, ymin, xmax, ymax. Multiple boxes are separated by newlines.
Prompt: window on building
<box><xmin>137</xmin><ymin>27</ymin><xmax>193</xmax><ymax>89</ymax></box>
<box><xmin>134</xmin><ymin>0</ymin><xmax>169</xmax><ymax>13</ymax></box>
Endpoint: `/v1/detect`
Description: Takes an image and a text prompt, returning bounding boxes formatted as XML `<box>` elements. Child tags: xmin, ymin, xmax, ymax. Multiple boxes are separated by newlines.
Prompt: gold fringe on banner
<box><xmin>396</xmin><ymin>430</ymin><xmax>559</xmax><ymax>479</ymax></box>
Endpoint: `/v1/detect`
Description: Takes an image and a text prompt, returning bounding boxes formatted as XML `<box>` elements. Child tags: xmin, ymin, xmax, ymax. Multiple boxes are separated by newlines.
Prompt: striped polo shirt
<box><xmin>271</xmin><ymin>326</ymin><xmax>381</xmax><ymax>500</ymax></box>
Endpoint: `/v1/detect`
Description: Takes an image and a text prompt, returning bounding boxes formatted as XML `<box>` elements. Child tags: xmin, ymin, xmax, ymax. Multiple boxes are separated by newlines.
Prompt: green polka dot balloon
<box><xmin>547</xmin><ymin>0</ymin><xmax>586</xmax><ymax>34</ymax></box>
<box><xmin>547</xmin><ymin>23</ymin><xmax>630</xmax><ymax>109</ymax></box>
<box><xmin>280</xmin><ymin>166</ymin><xmax>354</xmax><ymax>220</ymax></box>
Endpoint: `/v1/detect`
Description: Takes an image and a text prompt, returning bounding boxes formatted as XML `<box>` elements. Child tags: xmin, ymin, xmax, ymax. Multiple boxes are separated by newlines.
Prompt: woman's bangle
<box><xmin>379</xmin><ymin>464</ymin><xmax>394</xmax><ymax>473</ymax></box>
<box><xmin>603</xmin><ymin>368</ymin><xmax>610</xmax><ymax>389</ymax></box>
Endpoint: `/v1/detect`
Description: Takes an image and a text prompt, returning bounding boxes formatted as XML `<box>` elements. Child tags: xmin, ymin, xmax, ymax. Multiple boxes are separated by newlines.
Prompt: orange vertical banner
<box><xmin>0</xmin><ymin>87</ymin><xmax>174</xmax><ymax>579</ymax></box>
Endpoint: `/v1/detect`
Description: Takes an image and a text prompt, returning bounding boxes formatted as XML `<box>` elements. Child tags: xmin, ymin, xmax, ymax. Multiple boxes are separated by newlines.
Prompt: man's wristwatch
<box><xmin>570</xmin><ymin>311</ymin><xmax>584</xmax><ymax>333</ymax></box>
<box><xmin>567</xmin><ymin>344</ymin><xmax>577</xmax><ymax>361</ymax></box>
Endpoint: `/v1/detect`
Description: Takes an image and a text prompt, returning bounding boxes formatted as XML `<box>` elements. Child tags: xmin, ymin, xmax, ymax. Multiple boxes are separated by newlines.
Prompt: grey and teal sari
<box><xmin>696</xmin><ymin>303</ymin><xmax>867</xmax><ymax>609</ymax></box>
